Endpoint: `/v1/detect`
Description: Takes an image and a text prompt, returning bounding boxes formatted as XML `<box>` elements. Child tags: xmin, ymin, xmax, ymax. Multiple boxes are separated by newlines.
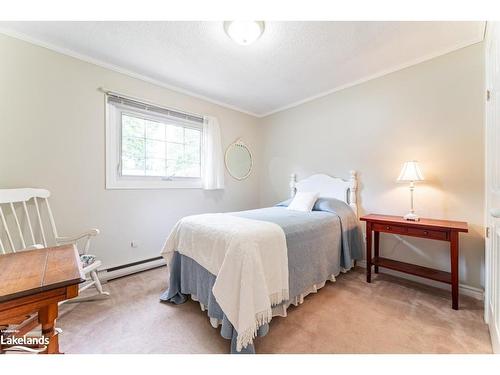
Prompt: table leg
<box><xmin>38</xmin><ymin>303</ymin><xmax>60</xmax><ymax>354</ymax></box>
<box><xmin>374</xmin><ymin>231</ymin><xmax>380</xmax><ymax>273</ymax></box>
<box><xmin>366</xmin><ymin>222</ymin><xmax>372</xmax><ymax>283</ymax></box>
<box><xmin>450</xmin><ymin>231</ymin><xmax>459</xmax><ymax>310</ymax></box>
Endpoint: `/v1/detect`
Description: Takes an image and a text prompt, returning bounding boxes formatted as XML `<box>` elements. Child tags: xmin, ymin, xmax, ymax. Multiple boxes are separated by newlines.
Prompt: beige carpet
<box><xmin>57</xmin><ymin>267</ymin><xmax>492</xmax><ymax>354</ymax></box>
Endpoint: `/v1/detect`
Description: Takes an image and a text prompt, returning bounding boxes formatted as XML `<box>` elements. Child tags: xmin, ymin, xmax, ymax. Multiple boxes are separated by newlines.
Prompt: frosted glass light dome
<box><xmin>224</xmin><ymin>21</ymin><xmax>265</xmax><ymax>46</ymax></box>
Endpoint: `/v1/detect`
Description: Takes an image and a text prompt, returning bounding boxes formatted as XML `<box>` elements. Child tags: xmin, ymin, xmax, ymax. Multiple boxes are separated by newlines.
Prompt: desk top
<box><xmin>0</xmin><ymin>245</ymin><xmax>85</xmax><ymax>303</ymax></box>
<box><xmin>359</xmin><ymin>214</ymin><xmax>468</xmax><ymax>232</ymax></box>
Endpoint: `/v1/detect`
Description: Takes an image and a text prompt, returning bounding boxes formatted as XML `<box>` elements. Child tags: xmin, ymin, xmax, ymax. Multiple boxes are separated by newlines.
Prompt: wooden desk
<box><xmin>360</xmin><ymin>214</ymin><xmax>468</xmax><ymax>310</ymax></box>
<box><xmin>0</xmin><ymin>245</ymin><xmax>84</xmax><ymax>354</ymax></box>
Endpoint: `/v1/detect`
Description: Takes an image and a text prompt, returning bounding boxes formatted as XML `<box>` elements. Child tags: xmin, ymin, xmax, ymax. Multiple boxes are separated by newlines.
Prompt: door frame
<box><xmin>485</xmin><ymin>20</ymin><xmax>500</xmax><ymax>354</ymax></box>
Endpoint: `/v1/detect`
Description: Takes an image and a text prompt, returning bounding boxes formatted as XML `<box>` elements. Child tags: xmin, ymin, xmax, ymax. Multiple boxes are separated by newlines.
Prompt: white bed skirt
<box><xmin>191</xmin><ymin>266</ymin><xmax>351</xmax><ymax>330</ymax></box>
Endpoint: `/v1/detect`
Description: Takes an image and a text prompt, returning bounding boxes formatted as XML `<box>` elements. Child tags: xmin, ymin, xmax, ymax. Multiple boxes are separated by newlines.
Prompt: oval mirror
<box><xmin>225</xmin><ymin>140</ymin><xmax>253</xmax><ymax>180</ymax></box>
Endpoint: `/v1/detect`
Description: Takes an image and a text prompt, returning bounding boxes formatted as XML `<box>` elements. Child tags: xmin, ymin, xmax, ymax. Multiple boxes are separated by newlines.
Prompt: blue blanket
<box><xmin>160</xmin><ymin>198</ymin><xmax>364</xmax><ymax>353</ymax></box>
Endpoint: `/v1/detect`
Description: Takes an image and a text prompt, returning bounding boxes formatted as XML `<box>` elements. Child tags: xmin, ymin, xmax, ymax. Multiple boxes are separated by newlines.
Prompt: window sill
<box><xmin>106</xmin><ymin>178</ymin><xmax>203</xmax><ymax>190</ymax></box>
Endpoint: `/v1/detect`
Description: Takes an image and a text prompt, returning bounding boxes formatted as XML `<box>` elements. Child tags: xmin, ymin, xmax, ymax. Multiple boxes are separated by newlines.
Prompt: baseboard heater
<box><xmin>99</xmin><ymin>256</ymin><xmax>166</xmax><ymax>282</ymax></box>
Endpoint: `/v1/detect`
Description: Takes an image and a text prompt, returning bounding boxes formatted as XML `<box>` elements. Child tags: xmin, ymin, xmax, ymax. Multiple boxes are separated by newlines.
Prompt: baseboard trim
<box><xmin>356</xmin><ymin>260</ymin><xmax>484</xmax><ymax>301</ymax></box>
<box><xmin>99</xmin><ymin>257</ymin><xmax>484</xmax><ymax>300</ymax></box>
<box><xmin>99</xmin><ymin>257</ymin><xmax>166</xmax><ymax>282</ymax></box>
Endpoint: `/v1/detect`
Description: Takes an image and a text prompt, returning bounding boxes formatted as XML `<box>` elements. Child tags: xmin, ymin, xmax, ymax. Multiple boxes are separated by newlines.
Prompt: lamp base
<box><xmin>403</xmin><ymin>212</ymin><xmax>420</xmax><ymax>221</ymax></box>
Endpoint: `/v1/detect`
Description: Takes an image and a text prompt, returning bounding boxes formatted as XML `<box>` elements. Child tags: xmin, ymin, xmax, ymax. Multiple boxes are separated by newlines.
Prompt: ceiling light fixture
<box><xmin>223</xmin><ymin>21</ymin><xmax>265</xmax><ymax>46</ymax></box>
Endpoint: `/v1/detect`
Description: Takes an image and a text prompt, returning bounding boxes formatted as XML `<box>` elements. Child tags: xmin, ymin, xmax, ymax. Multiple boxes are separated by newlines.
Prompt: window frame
<box><xmin>106</xmin><ymin>100</ymin><xmax>204</xmax><ymax>189</ymax></box>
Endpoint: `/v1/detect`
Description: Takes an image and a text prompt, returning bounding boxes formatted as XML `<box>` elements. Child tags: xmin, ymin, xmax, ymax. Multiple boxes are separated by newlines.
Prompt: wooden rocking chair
<box><xmin>0</xmin><ymin>188</ymin><xmax>109</xmax><ymax>301</ymax></box>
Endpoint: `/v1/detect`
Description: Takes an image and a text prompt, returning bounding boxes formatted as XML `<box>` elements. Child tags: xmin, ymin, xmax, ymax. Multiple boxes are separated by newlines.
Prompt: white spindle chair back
<box><xmin>0</xmin><ymin>188</ymin><xmax>58</xmax><ymax>254</ymax></box>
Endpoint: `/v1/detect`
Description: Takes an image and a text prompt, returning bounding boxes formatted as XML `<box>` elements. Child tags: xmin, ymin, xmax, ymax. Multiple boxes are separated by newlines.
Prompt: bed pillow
<box><xmin>277</xmin><ymin>197</ymin><xmax>353</xmax><ymax>214</ymax></box>
<box><xmin>276</xmin><ymin>198</ymin><xmax>292</xmax><ymax>207</ymax></box>
<box><xmin>286</xmin><ymin>192</ymin><xmax>319</xmax><ymax>212</ymax></box>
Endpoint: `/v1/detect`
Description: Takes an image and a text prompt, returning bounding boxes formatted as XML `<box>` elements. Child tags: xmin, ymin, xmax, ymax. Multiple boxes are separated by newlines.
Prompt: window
<box><xmin>121</xmin><ymin>113</ymin><xmax>201</xmax><ymax>178</ymax></box>
<box><xmin>106</xmin><ymin>93</ymin><xmax>204</xmax><ymax>189</ymax></box>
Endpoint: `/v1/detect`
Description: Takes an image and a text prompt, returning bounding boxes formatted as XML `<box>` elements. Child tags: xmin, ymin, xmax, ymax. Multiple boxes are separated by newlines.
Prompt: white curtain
<box><xmin>202</xmin><ymin>116</ymin><xmax>225</xmax><ymax>190</ymax></box>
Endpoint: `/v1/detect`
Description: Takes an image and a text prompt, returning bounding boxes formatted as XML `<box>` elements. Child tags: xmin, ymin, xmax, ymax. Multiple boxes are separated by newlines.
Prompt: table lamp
<box><xmin>397</xmin><ymin>161</ymin><xmax>424</xmax><ymax>221</ymax></box>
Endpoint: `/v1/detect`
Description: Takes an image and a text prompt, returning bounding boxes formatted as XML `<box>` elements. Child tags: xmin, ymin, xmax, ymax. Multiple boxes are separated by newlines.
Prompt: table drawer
<box><xmin>407</xmin><ymin>227</ymin><xmax>448</xmax><ymax>241</ymax></box>
<box><xmin>373</xmin><ymin>223</ymin><xmax>408</xmax><ymax>234</ymax></box>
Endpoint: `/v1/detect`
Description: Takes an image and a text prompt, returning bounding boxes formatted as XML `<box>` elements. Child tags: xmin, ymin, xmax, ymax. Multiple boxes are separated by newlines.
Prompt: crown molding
<box><xmin>260</xmin><ymin>21</ymin><xmax>486</xmax><ymax>118</ymax></box>
<box><xmin>0</xmin><ymin>27</ymin><xmax>261</xmax><ymax>118</ymax></box>
<box><xmin>0</xmin><ymin>22</ymin><xmax>486</xmax><ymax>119</ymax></box>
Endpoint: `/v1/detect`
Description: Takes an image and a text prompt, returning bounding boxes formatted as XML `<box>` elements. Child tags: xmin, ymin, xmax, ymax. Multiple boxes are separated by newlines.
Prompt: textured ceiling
<box><xmin>0</xmin><ymin>21</ymin><xmax>485</xmax><ymax>116</ymax></box>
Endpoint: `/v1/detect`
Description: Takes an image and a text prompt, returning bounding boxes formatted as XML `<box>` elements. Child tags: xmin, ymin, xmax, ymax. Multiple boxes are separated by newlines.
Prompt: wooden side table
<box><xmin>0</xmin><ymin>245</ymin><xmax>84</xmax><ymax>354</ymax></box>
<box><xmin>359</xmin><ymin>214</ymin><xmax>468</xmax><ymax>310</ymax></box>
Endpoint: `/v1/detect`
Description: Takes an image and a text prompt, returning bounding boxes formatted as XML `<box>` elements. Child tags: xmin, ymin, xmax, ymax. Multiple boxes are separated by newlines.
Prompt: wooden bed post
<box><xmin>349</xmin><ymin>170</ymin><xmax>358</xmax><ymax>216</ymax></box>
<box><xmin>289</xmin><ymin>173</ymin><xmax>297</xmax><ymax>198</ymax></box>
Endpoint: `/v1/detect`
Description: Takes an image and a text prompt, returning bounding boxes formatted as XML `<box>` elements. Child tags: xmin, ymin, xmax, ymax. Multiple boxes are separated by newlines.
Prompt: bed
<box><xmin>160</xmin><ymin>172</ymin><xmax>364</xmax><ymax>353</ymax></box>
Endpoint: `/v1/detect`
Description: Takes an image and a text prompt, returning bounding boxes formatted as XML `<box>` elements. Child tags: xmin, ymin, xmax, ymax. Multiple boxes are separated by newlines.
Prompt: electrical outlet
<box><xmin>130</xmin><ymin>241</ymin><xmax>138</xmax><ymax>248</ymax></box>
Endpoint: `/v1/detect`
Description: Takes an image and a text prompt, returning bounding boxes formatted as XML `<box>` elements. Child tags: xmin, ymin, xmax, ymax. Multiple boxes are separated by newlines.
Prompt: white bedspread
<box><xmin>161</xmin><ymin>213</ymin><xmax>289</xmax><ymax>351</ymax></box>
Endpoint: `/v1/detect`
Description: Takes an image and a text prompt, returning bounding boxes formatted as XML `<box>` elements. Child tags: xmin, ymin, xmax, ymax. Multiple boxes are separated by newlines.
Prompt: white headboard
<box><xmin>289</xmin><ymin>171</ymin><xmax>358</xmax><ymax>215</ymax></box>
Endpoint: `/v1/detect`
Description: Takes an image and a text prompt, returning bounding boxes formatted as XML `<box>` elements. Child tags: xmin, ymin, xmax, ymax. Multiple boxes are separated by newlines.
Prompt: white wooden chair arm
<box><xmin>55</xmin><ymin>229</ymin><xmax>99</xmax><ymax>255</ymax></box>
<box><xmin>56</xmin><ymin>229</ymin><xmax>99</xmax><ymax>244</ymax></box>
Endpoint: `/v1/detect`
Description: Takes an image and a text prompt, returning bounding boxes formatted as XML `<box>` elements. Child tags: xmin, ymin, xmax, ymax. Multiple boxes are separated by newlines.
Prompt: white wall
<box><xmin>0</xmin><ymin>34</ymin><xmax>486</xmax><ymax>290</ymax></box>
<box><xmin>0</xmin><ymin>34</ymin><xmax>261</xmax><ymax>268</ymax></box>
<box><xmin>259</xmin><ymin>43</ymin><xmax>485</xmax><ymax>289</ymax></box>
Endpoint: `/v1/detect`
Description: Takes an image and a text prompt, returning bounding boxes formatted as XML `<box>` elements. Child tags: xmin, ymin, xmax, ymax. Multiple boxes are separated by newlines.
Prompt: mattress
<box><xmin>160</xmin><ymin>198</ymin><xmax>364</xmax><ymax>353</ymax></box>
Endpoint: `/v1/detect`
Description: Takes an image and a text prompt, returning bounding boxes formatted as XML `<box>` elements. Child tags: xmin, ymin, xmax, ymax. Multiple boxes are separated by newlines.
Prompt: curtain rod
<box><xmin>98</xmin><ymin>87</ymin><xmax>205</xmax><ymax>121</ymax></box>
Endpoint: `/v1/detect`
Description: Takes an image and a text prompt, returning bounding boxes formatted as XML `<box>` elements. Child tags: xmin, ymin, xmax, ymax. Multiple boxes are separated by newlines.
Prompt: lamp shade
<box><xmin>397</xmin><ymin>161</ymin><xmax>424</xmax><ymax>182</ymax></box>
